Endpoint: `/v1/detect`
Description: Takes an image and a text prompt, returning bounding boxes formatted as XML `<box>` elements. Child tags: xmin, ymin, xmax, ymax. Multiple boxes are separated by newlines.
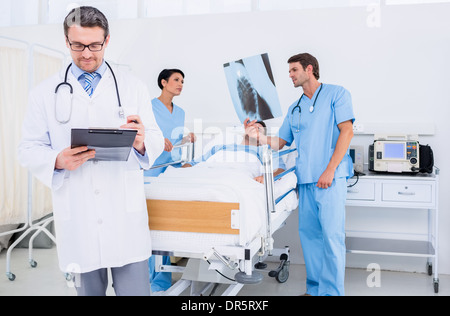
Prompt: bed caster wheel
<box><xmin>269</xmin><ymin>254</ymin><xmax>290</xmax><ymax>283</ymax></box>
<box><xmin>30</xmin><ymin>260</ymin><xmax>37</xmax><ymax>268</ymax></box>
<box><xmin>6</xmin><ymin>272</ymin><xmax>16</xmax><ymax>281</ymax></box>
<box><xmin>235</xmin><ymin>271</ymin><xmax>263</xmax><ymax>285</ymax></box>
<box><xmin>275</xmin><ymin>262</ymin><xmax>290</xmax><ymax>284</ymax></box>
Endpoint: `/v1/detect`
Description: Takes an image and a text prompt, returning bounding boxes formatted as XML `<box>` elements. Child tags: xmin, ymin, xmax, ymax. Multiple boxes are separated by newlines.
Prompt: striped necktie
<box><xmin>83</xmin><ymin>72</ymin><xmax>98</xmax><ymax>97</ymax></box>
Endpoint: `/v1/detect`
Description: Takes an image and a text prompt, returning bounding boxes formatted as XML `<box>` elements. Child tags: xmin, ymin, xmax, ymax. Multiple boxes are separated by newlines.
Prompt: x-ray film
<box><xmin>224</xmin><ymin>53</ymin><xmax>282</xmax><ymax>123</ymax></box>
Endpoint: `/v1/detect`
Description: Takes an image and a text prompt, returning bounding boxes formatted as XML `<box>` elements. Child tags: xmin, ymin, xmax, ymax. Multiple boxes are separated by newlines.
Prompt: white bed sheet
<box><xmin>145</xmin><ymin>163</ymin><xmax>298</xmax><ymax>253</ymax></box>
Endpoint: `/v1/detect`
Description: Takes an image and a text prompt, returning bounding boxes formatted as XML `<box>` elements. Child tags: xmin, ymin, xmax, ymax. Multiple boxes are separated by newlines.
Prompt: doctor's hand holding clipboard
<box><xmin>55</xmin><ymin>115</ymin><xmax>145</xmax><ymax>171</ymax></box>
<box><xmin>55</xmin><ymin>145</ymin><xmax>96</xmax><ymax>171</ymax></box>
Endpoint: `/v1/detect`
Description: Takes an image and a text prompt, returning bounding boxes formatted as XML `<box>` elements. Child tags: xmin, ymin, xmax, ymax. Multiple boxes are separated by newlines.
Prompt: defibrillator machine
<box><xmin>369</xmin><ymin>134</ymin><xmax>420</xmax><ymax>174</ymax></box>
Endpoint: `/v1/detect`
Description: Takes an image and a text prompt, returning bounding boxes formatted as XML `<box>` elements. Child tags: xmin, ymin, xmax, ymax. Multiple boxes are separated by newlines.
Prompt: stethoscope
<box><xmin>54</xmin><ymin>61</ymin><xmax>123</xmax><ymax>124</ymax></box>
<box><xmin>291</xmin><ymin>83</ymin><xmax>323</xmax><ymax>133</ymax></box>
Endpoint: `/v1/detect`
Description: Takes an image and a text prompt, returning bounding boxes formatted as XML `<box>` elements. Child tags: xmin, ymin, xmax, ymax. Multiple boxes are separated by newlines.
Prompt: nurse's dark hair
<box><xmin>64</xmin><ymin>6</ymin><xmax>110</xmax><ymax>38</ymax></box>
<box><xmin>158</xmin><ymin>69</ymin><xmax>185</xmax><ymax>90</ymax></box>
<box><xmin>288</xmin><ymin>53</ymin><xmax>320</xmax><ymax>80</ymax></box>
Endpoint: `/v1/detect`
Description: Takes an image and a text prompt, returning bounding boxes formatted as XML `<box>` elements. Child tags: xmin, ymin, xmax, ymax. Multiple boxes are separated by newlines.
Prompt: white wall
<box><xmin>1</xmin><ymin>3</ymin><xmax>449</xmax><ymax>274</ymax></box>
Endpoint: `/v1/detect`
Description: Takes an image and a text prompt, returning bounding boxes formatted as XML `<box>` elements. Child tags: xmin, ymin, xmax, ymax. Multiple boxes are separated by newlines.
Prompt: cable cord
<box><xmin>347</xmin><ymin>171</ymin><xmax>365</xmax><ymax>188</ymax></box>
<box><xmin>206</xmin><ymin>260</ymin><xmax>238</xmax><ymax>282</ymax></box>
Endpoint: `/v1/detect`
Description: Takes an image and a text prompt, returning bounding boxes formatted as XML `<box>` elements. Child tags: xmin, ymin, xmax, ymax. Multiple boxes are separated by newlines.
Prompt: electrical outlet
<box><xmin>353</xmin><ymin>123</ymin><xmax>364</xmax><ymax>133</ymax></box>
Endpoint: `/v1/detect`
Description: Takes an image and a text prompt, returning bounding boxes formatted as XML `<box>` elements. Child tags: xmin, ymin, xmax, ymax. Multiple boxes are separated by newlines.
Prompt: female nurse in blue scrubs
<box><xmin>145</xmin><ymin>69</ymin><xmax>195</xmax><ymax>177</ymax></box>
<box><xmin>145</xmin><ymin>69</ymin><xmax>195</xmax><ymax>294</ymax></box>
<box><xmin>246</xmin><ymin>53</ymin><xmax>354</xmax><ymax>296</ymax></box>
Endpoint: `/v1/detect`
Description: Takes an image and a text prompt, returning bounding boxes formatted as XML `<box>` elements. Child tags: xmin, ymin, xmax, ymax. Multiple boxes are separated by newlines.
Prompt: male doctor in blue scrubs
<box><xmin>246</xmin><ymin>53</ymin><xmax>354</xmax><ymax>296</ymax></box>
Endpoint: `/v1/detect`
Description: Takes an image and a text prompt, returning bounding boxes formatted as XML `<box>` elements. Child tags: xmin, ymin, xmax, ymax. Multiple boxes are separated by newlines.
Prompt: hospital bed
<box><xmin>145</xmin><ymin>143</ymin><xmax>298</xmax><ymax>296</ymax></box>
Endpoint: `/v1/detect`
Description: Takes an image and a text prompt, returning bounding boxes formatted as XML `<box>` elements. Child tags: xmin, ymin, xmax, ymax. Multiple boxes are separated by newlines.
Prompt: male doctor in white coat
<box><xmin>18</xmin><ymin>6</ymin><xmax>164</xmax><ymax>296</ymax></box>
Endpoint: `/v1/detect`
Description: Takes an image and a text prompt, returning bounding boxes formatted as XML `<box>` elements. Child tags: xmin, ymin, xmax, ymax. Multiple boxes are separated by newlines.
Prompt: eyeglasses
<box><xmin>67</xmin><ymin>38</ymin><xmax>106</xmax><ymax>52</ymax></box>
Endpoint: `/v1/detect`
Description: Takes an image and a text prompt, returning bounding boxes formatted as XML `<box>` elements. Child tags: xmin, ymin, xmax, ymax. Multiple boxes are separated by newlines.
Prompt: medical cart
<box><xmin>345</xmin><ymin>167</ymin><xmax>440</xmax><ymax>293</ymax></box>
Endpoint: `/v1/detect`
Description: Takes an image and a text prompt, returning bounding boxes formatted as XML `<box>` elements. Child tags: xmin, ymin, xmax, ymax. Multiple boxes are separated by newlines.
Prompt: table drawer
<box><xmin>347</xmin><ymin>182</ymin><xmax>375</xmax><ymax>201</ymax></box>
<box><xmin>382</xmin><ymin>183</ymin><xmax>432</xmax><ymax>203</ymax></box>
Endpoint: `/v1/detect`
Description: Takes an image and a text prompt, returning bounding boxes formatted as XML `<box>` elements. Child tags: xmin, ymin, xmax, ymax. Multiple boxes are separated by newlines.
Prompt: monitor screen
<box><xmin>384</xmin><ymin>143</ymin><xmax>405</xmax><ymax>159</ymax></box>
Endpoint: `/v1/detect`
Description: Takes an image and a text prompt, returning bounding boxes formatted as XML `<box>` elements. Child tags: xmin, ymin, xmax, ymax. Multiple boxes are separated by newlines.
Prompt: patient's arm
<box><xmin>273</xmin><ymin>168</ymin><xmax>284</xmax><ymax>179</ymax></box>
<box><xmin>254</xmin><ymin>176</ymin><xmax>264</xmax><ymax>184</ymax></box>
<box><xmin>254</xmin><ymin>168</ymin><xmax>285</xmax><ymax>184</ymax></box>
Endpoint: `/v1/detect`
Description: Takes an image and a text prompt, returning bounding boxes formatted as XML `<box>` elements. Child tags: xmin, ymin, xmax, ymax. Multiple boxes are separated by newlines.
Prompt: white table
<box><xmin>345</xmin><ymin>168</ymin><xmax>440</xmax><ymax>293</ymax></box>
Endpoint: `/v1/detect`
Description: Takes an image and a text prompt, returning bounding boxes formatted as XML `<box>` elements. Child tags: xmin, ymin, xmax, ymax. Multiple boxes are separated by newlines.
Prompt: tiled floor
<box><xmin>0</xmin><ymin>247</ymin><xmax>448</xmax><ymax>296</ymax></box>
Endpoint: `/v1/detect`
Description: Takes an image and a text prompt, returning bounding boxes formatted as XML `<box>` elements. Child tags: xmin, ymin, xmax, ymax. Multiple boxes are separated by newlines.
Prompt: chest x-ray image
<box><xmin>224</xmin><ymin>53</ymin><xmax>282</xmax><ymax>123</ymax></box>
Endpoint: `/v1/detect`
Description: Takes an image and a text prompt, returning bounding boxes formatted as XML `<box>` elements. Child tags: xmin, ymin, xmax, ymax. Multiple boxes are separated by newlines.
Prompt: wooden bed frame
<box><xmin>147</xmin><ymin>199</ymin><xmax>240</xmax><ymax>235</ymax></box>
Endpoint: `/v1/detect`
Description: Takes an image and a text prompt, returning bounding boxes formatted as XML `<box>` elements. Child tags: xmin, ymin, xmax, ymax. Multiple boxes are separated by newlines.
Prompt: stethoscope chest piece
<box><xmin>291</xmin><ymin>83</ymin><xmax>323</xmax><ymax>132</ymax></box>
<box><xmin>119</xmin><ymin>108</ymin><xmax>125</xmax><ymax>119</ymax></box>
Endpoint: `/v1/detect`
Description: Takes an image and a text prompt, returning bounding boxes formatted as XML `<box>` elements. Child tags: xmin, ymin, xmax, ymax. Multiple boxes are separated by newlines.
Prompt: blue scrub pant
<box><xmin>149</xmin><ymin>255</ymin><xmax>172</xmax><ymax>292</ymax></box>
<box><xmin>298</xmin><ymin>177</ymin><xmax>347</xmax><ymax>296</ymax></box>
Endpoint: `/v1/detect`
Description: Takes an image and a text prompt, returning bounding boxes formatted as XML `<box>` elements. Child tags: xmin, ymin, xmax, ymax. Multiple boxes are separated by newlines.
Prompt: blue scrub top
<box><xmin>278</xmin><ymin>84</ymin><xmax>355</xmax><ymax>184</ymax></box>
<box><xmin>145</xmin><ymin>98</ymin><xmax>186</xmax><ymax>177</ymax></box>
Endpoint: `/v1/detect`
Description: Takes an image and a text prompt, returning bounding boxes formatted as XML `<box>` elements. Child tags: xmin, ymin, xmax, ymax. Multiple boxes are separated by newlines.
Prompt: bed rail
<box><xmin>261</xmin><ymin>145</ymin><xmax>297</xmax><ymax>256</ymax></box>
<box><xmin>149</xmin><ymin>142</ymin><xmax>194</xmax><ymax>170</ymax></box>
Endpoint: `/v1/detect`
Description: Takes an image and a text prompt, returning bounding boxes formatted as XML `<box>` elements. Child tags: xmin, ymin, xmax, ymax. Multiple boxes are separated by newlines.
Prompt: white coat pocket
<box><xmin>52</xmin><ymin>178</ymin><xmax>71</xmax><ymax>221</ymax></box>
<box><xmin>125</xmin><ymin>170</ymin><xmax>146</xmax><ymax>213</ymax></box>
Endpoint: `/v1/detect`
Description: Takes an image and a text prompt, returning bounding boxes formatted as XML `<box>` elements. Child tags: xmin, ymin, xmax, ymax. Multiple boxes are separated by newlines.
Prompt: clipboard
<box><xmin>71</xmin><ymin>128</ymin><xmax>138</xmax><ymax>161</ymax></box>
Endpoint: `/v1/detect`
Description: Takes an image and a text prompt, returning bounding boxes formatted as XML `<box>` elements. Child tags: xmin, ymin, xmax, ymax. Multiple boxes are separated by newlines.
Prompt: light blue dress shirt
<box><xmin>70</xmin><ymin>60</ymin><xmax>108</xmax><ymax>94</ymax></box>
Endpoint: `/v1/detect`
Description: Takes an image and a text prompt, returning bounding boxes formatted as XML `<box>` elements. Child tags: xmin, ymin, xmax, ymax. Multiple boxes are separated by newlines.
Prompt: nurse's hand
<box><xmin>181</xmin><ymin>133</ymin><xmax>196</xmax><ymax>144</ymax></box>
<box><xmin>164</xmin><ymin>138</ymin><xmax>174</xmax><ymax>152</ymax></box>
<box><xmin>317</xmin><ymin>167</ymin><xmax>335</xmax><ymax>189</ymax></box>
<box><xmin>121</xmin><ymin>115</ymin><xmax>145</xmax><ymax>155</ymax></box>
<box><xmin>55</xmin><ymin>146</ymin><xmax>96</xmax><ymax>171</ymax></box>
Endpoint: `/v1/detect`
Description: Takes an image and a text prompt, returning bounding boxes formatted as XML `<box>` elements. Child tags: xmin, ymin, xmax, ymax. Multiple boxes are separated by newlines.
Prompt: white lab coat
<box><xmin>18</xmin><ymin>63</ymin><xmax>164</xmax><ymax>273</ymax></box>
